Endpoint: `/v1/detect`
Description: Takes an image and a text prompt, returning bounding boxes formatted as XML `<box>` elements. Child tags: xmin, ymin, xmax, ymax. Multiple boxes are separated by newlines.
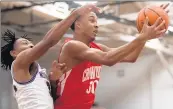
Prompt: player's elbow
<box><xmin>129</xmin><ymin>57</ymin><xmax>138</xmax><ymax>63</ymax></box>
<box><xmin>102</xmin><ymin>59</ymin><xmax>116</xmax><ymax>67</ymax></box>
<box><xmin>125</xmin><ymin>59</ymin><xmax>137</xmax><ymax>63</ymax></box>
<box><xmin>106</xmin><ymin>63</ymin><xmax>115</xmax><ymax>67</ymax></box>
<box><xmin>131</xmin><ymin>58</ymin><xmax>137</xmax><ymax>63</ymax></box>
<box><xmin>129</xmin><ymin>59</ymin><xmax>136</xmax><ymax>63</ymax></box>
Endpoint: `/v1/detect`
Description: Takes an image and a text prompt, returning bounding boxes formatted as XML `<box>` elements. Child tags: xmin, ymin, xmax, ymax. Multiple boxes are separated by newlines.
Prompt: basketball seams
<box><xmin>144</xmin><ymin>8</ymin><xmax>152</xmax><ymax>26</ymax></box>
<box><xmin>137</xmin><ymin>8</ymin><xmax>145</xmax><ymax>32</ymax></box>
<box><xmin>147</xmin><ymin>8</ymin><xmax>167</xmax><ymax>29</ymax></box>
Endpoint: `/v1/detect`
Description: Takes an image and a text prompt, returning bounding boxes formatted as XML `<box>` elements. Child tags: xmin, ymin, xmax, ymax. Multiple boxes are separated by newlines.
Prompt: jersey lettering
<box><xmin>82</xmin><ymin>66</ymin><xmax>101</xmax><ymax>82</ymax></box>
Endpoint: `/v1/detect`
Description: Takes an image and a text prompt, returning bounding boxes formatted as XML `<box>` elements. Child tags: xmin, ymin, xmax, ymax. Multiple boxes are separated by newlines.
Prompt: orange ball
<box><xmin>136</xmin><ymin>5</ymin><xmax>169</xmax><ymax>33</ymax></box>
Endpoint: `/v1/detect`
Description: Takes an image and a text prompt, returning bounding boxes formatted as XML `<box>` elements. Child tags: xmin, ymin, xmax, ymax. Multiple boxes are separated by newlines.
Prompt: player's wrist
<box><xmin>136</xmin><ymin>33</ymin><xmax>148</xmax><ymax>42</ymax></box>
<box><xmin>71</xmin><ymin>8</ymin><xmax>80</xmax><ymax>19</ymax></box>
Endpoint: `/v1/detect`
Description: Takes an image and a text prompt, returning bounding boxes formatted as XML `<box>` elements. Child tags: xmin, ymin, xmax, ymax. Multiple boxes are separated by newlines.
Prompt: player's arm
<box><xmin>97</xmin><ymin>41</ymin><xmax>146</xmax><ymax>63</ymax></box>
<box><xmin>65</xmin><ymin>37</ymin><xmax>146</xmax><ymax>66</ymax></box>
<box><xmin>14</xmin><ymin>10</ymin><xmax>79</xmax><ymax>68</ymax></box>
<box><xmin>121</xmin><ymin>42</ymin><xmax>146</xmax><ymax>62</ymax></box>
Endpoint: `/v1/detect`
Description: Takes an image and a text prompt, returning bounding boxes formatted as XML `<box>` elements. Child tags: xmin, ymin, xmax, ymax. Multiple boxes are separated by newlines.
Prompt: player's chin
<box><xmin>89</xmin><ymin>34</ymin><xmax>96</xmax><ymax>41</ymax></box>
<box><xmin>90</xmin><ymin>37</ymin><xmax>96</xmax><ymax>42</ymax></box>
<box><xmin>92</xmin><ymin>33</ymin><xmax>97</xmax><ymax>37</ymax></box>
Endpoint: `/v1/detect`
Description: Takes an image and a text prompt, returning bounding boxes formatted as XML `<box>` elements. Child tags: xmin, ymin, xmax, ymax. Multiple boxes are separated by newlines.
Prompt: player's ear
<box><xmin>75</xmin><ymin>20</ymin><xmax>81</xmax><ymax>29</ymax></box>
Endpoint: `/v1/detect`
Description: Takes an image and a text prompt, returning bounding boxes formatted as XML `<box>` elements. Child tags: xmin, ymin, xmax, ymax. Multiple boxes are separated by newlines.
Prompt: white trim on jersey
<box><xmin>58</xmin><ymin>70</ymin><xmax>72</xmax><ymax>95</ymax></box>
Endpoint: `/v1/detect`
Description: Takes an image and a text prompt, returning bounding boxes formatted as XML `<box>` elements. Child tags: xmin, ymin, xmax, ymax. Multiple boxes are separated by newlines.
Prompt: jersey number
<box><xmin>86</xmin><ymin>80</ymin><xmax>98</xmax><ymax>94</ymax></box>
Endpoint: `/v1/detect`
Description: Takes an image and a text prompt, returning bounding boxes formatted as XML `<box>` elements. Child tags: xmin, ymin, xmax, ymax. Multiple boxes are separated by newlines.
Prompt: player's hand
<box><xmin>160</xmin><ymin>3</ymin><xmax>170</xmax><ymax>13</ymax></box>
<box><xmin>49</xmin><ymin>60</ymin><xmax>67</xmax><ymax>81</ymax></box>
<box><xmin>139</xmin><ymin>17</ymin><xmax>166</xmax><ymax>41</ymax></box>
<box><xmin>76</xmin><ymin>4</ymin><xmax>101</xmax><ymax>16</ymax></box>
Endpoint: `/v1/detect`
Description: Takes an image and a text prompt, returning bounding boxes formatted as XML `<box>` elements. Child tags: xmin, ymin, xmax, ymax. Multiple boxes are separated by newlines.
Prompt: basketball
<box><xmin>136</xmin><ymin>5</ymin><xmax>169</xmax><ymax>33</ymax></box>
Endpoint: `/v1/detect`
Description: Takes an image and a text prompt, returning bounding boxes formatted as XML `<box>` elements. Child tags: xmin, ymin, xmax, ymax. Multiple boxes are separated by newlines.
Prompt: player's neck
<box><xmin>73</xmin><ymin>32</ymin><xmax>91</xmax><ymax>46</ymax></box>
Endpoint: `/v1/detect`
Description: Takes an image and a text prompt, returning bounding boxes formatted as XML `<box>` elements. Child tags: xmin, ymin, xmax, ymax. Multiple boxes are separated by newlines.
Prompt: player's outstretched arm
<box><xmin>65</xmin><ymin>16</ymin><xmax>166</xmax><ymax>66</ymax></box>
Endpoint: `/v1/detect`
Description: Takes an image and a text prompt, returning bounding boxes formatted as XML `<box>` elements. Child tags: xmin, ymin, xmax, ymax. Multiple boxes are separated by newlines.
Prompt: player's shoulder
<box><xmin>14</xmin><ymin>48</ymin><xmax>32</xmax><ymax>66</ymax></box>
<box><xmin>65</xmin><ymin>40</ymin><xmax>84</xmax><ymax>46</ymax></box>
<box><xmin>63</xmin><ymin>40</ymin><xmax>88</xmax><ymax>51</ymax></box>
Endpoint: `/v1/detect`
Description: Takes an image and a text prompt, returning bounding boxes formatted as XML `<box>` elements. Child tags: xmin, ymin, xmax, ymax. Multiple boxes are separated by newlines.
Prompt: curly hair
<box><xmin>1</xmin><ymin>29</ymin><xmax>31</xmax><ymax>70</ymax></box>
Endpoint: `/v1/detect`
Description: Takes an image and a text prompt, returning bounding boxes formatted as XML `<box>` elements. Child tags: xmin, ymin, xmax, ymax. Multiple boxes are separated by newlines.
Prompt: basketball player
<box><xmin>54</xmin><ymin>4</ymin><xmax>169</xmax><ymax>109</ymax></box>
<box><xmin>1</xmin><ymin>4</ymin><xmax>100</xmax><ymax>109</ymax></box>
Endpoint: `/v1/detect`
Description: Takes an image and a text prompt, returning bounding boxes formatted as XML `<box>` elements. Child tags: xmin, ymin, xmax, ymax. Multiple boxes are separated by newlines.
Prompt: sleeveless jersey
<box><xmin>54</xmin><ymin>40</ymin><xmax>102</xmax><ymax>109</ymax></box>
<box><xmin>11</xmin><ymin>62</ymin><xmax>53</xmax><ymax>109</ymax></box>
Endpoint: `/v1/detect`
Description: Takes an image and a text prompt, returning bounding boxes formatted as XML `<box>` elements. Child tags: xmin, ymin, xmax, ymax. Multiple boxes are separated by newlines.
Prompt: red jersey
<box><xmin>54</xmin><ymin>40</ymin><xmax>102</xmax><ymax>109</ymax></box>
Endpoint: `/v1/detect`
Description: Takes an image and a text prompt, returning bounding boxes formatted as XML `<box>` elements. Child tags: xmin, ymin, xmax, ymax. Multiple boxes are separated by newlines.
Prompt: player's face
<box><xmin>10</xmin><ymin>38</ymin><xmax>34</xmax><ymax>58</ymax></box>
<box><xmin>78</xmin><ymin>12</ymin><xmax>98</xmax><ymax>41</ymax></box>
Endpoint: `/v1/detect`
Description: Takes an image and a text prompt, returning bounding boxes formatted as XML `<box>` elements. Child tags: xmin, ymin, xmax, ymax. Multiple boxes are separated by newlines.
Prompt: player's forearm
<box><xmin>104</xmin><ymin>34</ymin><xmax>146</xmax><ymax>66</ymax></box>
<box><xmin>43</xmin><ymin>10</ymin><xmax>79</xmax><ymax>47</ymax></box>
<box><xmin>120</xmin><ymin>41</ymin><xmax>146</xmax><ymax>62</ymax></box>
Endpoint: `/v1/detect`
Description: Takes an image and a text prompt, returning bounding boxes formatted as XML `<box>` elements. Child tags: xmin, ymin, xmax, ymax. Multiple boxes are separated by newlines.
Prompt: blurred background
<box><xmin>1</xmin><ymin>1</ymin><xmax>173</xmax><ymax>109</ymax></box>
